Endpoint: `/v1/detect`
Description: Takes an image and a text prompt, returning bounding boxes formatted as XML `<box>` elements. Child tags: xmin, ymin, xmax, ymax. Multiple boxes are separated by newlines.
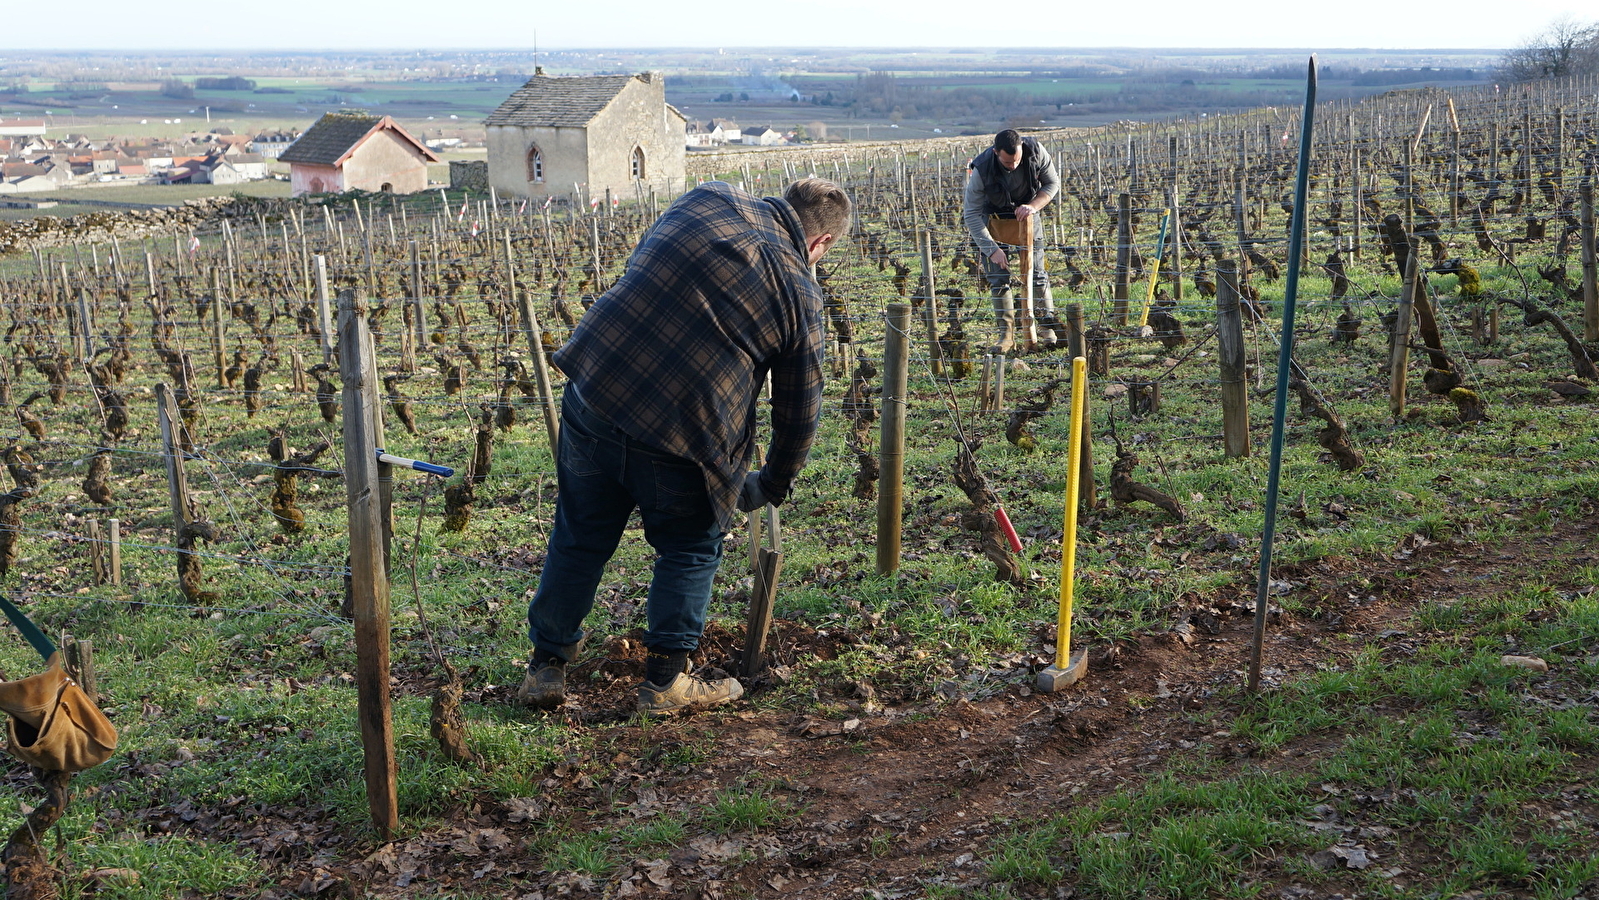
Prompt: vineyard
<box><xmin>0</xmin><ymin>69</ymin><xmax>1596</xmax><ymax>899</ymax></box>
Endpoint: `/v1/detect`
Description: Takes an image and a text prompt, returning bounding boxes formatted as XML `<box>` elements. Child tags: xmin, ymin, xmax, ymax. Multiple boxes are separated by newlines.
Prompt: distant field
<box><xmin>0</xmin><ymin>179</ymin><xmax>292</xmax><ymax>221</ymax></box>
<box><xmin>3</xmin><ymin>76</ymin><xmax>513</xmax><ymax>138</ymax></box>
<box><xmin>27</xmin><ymin>180</ymin><xmax>292</xmax><ymax>205</ymax></box>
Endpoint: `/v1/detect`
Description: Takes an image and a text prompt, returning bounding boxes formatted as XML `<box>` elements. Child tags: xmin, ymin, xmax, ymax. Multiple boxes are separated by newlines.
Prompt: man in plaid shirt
<box><xmin>519</xmin><ymin>178</ymin><xmax>853</xmax><ymax>715</ymax></box>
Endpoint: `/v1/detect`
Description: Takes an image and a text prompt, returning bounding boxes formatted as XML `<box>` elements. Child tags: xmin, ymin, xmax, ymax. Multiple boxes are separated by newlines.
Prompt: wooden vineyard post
<box><xmin>107</xmin><ymin>517</ymin><xmax>122</xmax><ymax>586</ymax></box>
<box><xmin>506</xmin><ymin>233</ymin><xmax>560</xmax><ymax>453</ymax></box>
<box><xmin>336</xmin><ymin>293</ymin><xmax>399</xmax><ymax>840</ymax></box>
<box><xmin>1350</xmin><ymin>147</ymin><xmax>1362</xmax><ymax>258</ymax></box>
<box><xmin>1402</xmin><ymin>138</ymin><xmax>1415</xmax><ymax>232</ymax></box>
<box><xmin>1019</xmin><ymin>216</ymin><xmax>1037</xmax><ymax>349</ymax></box>
<box><xmin>1389</xmin><ymin>250</ymin><xmax>1420</xmax><ymax>418</ymax></box>
<box><xmin>316</xmin><ymin>255</ymin><xmax>334</xmax><ymax>366</ymax></box>
<box><xmin>1449</xmin><ymin>120</ymin><xmax>1462</xmax><ymax>224</ymax></box>
<box><xmin>876</xmin><ymin>304</ymin><xmax>910</xmax><ymax>576</ymax></box>
<box><xmin>56</xmin><ymin>263</ymin><xmax>72</xmax><ymax>346</ymax></box>
<box><xmin>74</xmin><ymin>287</ymin><xmax>94</xmax><ymax>363</ymax></box>
<box><xmin>1582</xmin><ymin>180</ymin><xmax>1597</xmax><ymax>342</ymax></box>
<box><xmin>410</xmin><ymin>240</ymin><xmax>427</xmax><ymax>368</ymax></box>
<box><xmin>71</xmin><ymin>640</ymin><xmax>97</xmax><ymax>704</ymax></box>
<box><xmin>1233</xmin><ymin>178</ymin><xmax>1252</xmax><ymax>283</ymax></box>
<box><xmin>1168</xmin><ymin>187</ymin><xmax>1184</xmax><ymax>301</ymax></box>
<box><xmin>1077</xmin><ymin>369</ymin><xmax>1097</xmax><ymax>513</ymax></box>
<box><xmin>1215</xmin><ymin>259</ymin><xmax>1250</xmax><ymax>459</ymax></box>
<box><xmin>918</xmin><ymin>230</ymin><xmax>943</xmax><ymax>377</ymax></box>
<box><xmin>590</xmin><ymin>218</ymin><xmax>603</xmax><ymax>294</ymax></box>
<box><xmin>1113</xmin><ymin>192</ymin><xmax>1131</xmax><ymax>324</ymax></box>
<box><xmin>1066</xmin><ymin>303</ymin><xmax>1086</xmax><ymax>360</ymax></box>
<box><xmin>156</xmin><ymin>383</ymin><xmax>193</xmax><ymax>528</ymax></box>
<box><xmin>210</xmin><ymin>267</ymin><xmax>226</xmax><ymax>388</ymax></box>
<box><xmin>88</xmin><ymin>519</ymin><xmax>106</xmax><ymax>585</ymax></box>
<box><xmin>398</xmin><ymin>250</ymin><xmax>416</xmax><ymax>373</ymax></box>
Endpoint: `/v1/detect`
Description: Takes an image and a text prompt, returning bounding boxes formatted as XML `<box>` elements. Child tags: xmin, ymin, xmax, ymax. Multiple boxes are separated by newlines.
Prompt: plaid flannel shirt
<box><xmin>552</xmin><ymin>181</ymin><xmax>825</xmax><ymax>531</ymax></box>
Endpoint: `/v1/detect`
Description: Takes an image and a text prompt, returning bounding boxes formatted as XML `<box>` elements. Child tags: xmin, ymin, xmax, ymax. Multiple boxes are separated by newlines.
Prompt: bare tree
<box><xmin>1500</xmin><ymin>17</ymin><xmax>1599</xmax><ymax>81</ymax></box>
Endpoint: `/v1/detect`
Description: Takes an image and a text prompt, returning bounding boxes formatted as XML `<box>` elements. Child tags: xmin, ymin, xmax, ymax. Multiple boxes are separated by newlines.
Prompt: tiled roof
<box><xmin>279</xmin><ymin>112</ymin><xmax>382</xmax><ymax>165</ymax></box>
<box><xmin>483</xmin><ymin>74</ymin><xmax>637</xmax><ymax>128</ymax></box>
<box><xmin>279</xmin><ymin>112</ymin><xmax>437</xmax><ymax>166</ymax></box>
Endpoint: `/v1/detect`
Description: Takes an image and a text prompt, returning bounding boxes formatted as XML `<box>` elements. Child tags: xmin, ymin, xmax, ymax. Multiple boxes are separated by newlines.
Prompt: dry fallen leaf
<box><xmin>504</xmin><ymin>797</ymin><xmax>545</xmax><ymax>823</ymax></box>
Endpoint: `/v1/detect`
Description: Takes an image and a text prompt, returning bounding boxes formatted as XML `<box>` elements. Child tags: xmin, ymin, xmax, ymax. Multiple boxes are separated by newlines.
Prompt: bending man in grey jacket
<box><xmin>963</xmin><ymin>129</ymin><xmax>1067</xmax><ymax>352</ymax></box>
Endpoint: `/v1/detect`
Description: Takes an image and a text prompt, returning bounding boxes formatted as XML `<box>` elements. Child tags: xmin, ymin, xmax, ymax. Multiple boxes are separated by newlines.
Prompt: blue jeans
<box><xmin>526</xmin><ymin>387</ymin><xmax>726</xmax><ymax>661</ymax></box>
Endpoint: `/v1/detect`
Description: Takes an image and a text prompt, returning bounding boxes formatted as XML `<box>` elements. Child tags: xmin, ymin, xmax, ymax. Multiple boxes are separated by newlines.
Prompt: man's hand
<box><xmin>1014</xmin><ymin>203</ymin><xmax>1035</xmax><ymax>221</ymax></box>
<box><xmin>737</xmin><ymin>471</ymin><xmax>769</xmax><ymax>512</ymax></box>
<box><xmin>988</xmin><ymin>248</ymin><xmax>1009</xmax><ymax>269</ymax></box>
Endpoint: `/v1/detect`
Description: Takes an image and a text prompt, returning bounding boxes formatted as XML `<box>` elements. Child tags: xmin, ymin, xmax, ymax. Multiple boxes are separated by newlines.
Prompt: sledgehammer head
<box><xmin>1036</xmin><ymin>649</ymin><xmax>1089</xmax><ymax>692</ymax></box>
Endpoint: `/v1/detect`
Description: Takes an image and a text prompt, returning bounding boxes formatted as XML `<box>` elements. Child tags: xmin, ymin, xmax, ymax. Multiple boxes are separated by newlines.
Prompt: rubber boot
<box><xmin>1034</xmin><ymin>285</ymin><xmax>1069</xmax><ymax>349</ymax></box>
<box><xmin>990</xmin><ymin>288</ymin><xmax>1016</xmax><ymax>355</ymax></box>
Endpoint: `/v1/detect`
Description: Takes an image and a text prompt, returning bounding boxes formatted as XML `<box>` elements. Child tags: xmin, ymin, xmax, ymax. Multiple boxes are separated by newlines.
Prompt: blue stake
<box><xmin>1249</xmin><ymin>56</ymin><xmax>1318</xmax><ymax>694</ymax></box>
<box><xmin>376</xmin><ymin>450</ymin><xmax>454</xmax><ymax>478</ymax></box>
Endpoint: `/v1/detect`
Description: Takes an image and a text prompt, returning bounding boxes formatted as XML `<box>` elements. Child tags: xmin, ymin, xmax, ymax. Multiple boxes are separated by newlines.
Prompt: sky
<box><xmin>7</xmin><ymin>0</ymin><xmax>1589</xmax><ymax>51</ymax></box>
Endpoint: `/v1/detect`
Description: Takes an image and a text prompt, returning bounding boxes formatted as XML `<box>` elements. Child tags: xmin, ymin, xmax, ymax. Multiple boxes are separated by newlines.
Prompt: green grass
<box><xmin>978</xmin><ymin>563</ymin><xmax>1599</xmax><ymax>897</ymax></box>
<box><xmin>705</xmin><ymin>783</ymin><xmax>798</xmax><ymax>834</ymax></box>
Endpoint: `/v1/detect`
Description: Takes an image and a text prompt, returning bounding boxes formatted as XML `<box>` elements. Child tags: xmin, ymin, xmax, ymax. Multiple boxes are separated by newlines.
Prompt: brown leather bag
<box><xmin>988</xmin><ymin>214</ymin><xmax>1030</xmax><ymax>248</ymax></box>
<box><xmin>0</xmin><ymin>652</ymin><xmax>118</xmax><ymax>772</ymax></box>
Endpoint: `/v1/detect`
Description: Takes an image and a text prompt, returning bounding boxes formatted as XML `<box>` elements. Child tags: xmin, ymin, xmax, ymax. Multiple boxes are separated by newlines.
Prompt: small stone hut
<box><xmin>484</xmin><ymin>70</ymin><xmax>686</xmax><ymax>202</ymax></box>
<box><xmin>279</xmin><ymin>112</ymin><xmax>438</xmax><ymax>197</ymax></box>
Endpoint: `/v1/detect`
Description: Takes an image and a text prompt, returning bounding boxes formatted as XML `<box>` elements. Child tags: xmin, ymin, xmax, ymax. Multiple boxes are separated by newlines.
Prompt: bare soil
<box><xmin>120</xmin><ymin>512</ymin><xmax>1599</xmax><ymax>899</ymax></box>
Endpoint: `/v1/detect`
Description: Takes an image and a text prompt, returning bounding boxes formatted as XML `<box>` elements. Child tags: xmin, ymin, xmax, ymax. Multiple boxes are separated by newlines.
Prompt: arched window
<box><xmin>631</xmin><ymin>146</ymin><xmax>645</xmax><ymax>180</ymax></box>
<box><xmin>380</xmin><ymin>182</ymin><xmax>393</xmax><ymax>192</ymax></box>
<box><xmin>527</xmin><ymin>145</ymin><xmax>544</xmax><ymax>183</ymax></box>
<box><xmin>309</xmin><ymin>177</ymin><xmax>324</xmax><ymax>193</ymax></box>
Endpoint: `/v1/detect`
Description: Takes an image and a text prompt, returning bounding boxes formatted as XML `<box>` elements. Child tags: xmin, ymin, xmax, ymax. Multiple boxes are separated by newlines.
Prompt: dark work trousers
<box><xmin>526</xmin><ymin>387</ymin><xmax>725</xmax><ymax>661</ymax></box>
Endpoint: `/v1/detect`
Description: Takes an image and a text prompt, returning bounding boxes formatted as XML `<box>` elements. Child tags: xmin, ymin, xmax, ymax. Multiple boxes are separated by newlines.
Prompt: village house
<box><xmin>279</xmin><ymin>112</ymin><xmax>438</xmax><ymax>196</ymax></box>
<box><xmin>685</xmin><ymin>118</ymin><xmax>742</xmax><ymax>149</ymax></box>
<box><xmin>740</xmin><ymin>126</ymin><xmax>786</xmax><ymax>146</ymax></box>
<box><xmin>251</xmin><ymin>130</ymin><xmax>299</xmax><ymax>159</ymax></box>
<box><xmin>0</xmin><ymin>119</ymin><xmax>47</xmax><ymax>137</ymax></box>
<box><xmin>483</xmin><ymin>69</ymin><xmax>685</xmax><ymax>201</ymax></box>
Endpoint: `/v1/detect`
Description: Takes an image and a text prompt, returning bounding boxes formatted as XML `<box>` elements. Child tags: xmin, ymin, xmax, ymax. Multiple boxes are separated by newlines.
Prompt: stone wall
<box><xmin>450</xmin><ymin>160</ymin><xmax>488</xmax><ymax>192</ymax></box>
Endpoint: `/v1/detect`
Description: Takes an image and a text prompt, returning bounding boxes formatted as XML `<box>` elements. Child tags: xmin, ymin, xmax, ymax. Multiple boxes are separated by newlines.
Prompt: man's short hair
<box><xmin>785</xmin><ymin>177</ymin><xmax>853</xmax><ymax>243</ymax></box>
<box><xmin>993</xmin><ymin>129</ymin><xmax>1023</xmax><ymax>154</ymax></box>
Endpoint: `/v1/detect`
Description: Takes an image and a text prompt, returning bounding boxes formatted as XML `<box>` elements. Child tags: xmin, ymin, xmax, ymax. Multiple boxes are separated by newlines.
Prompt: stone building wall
<box><xmin>449</xmin><ymin>160</ymin><xmax>488</xmax><ymax>192</ymax></box>
<box><xmin>486</xmin><ymin>73</ymin><xmax>685</xmax><ymax>202</ymax></box>
<box><xmin>487</xmin><ymin>124</ymin><xmax>588</xmax><ymax>200</ymax></box>
<box><xmin>584</xmin><ymin>75</ymin><xmax>686</xmax><ymax>199</ymax></box>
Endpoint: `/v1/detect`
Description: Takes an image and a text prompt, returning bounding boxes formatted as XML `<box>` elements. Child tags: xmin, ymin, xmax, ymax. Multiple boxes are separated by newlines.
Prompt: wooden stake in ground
<box><xmin>1582</xmin><ymin>179</ymin><xmax>1596</xmax><ymax>343</ymax></box>
<box><xmin>876</xmin><ymin>304</ymin><xmax>910</xmax><ymax>575</ymax></box>
<box><xmin>1388</xmin><ymin>250</ymin><xmax>1420</xmax><ymax>417</ymax></box>
<box><xmin>337</xmin><ymin>293</ymin><xmax>399</xmax><ymax>840</ymax></box>
<box><xmin>1215</xmin><ymin>259</ymin><xmax>1251</xmax><ymax>458</ymax></box>
<box><xmin>507</xmin><ymin>233</ymin><xmax>560</xmax><ymax>453</ymax></box>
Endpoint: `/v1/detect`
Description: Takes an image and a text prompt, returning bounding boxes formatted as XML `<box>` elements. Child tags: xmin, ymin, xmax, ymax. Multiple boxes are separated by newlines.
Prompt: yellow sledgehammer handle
<box><xmin>1056</xmin><ymin>356</ymin><xmax>1088</xmax><ymax>666</ymax></box>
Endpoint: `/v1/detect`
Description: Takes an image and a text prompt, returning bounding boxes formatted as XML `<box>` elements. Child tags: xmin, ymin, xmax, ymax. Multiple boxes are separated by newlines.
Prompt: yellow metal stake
<box><xmin>1039</xmin><ymin>356</ymin><xmax>1090</xmax><ymax>691</ymax></box>
<box><xmin>1137</xmin><ymin>208</ymin><xmax>1171</xmax><ymax>328</ymax></box>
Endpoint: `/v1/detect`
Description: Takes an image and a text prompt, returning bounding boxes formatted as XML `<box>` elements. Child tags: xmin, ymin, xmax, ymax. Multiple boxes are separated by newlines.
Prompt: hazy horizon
<box><xmin>5</xmin><ymin>0</ymin><xmax>1586</xmax><ymax>52</ymax></box>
